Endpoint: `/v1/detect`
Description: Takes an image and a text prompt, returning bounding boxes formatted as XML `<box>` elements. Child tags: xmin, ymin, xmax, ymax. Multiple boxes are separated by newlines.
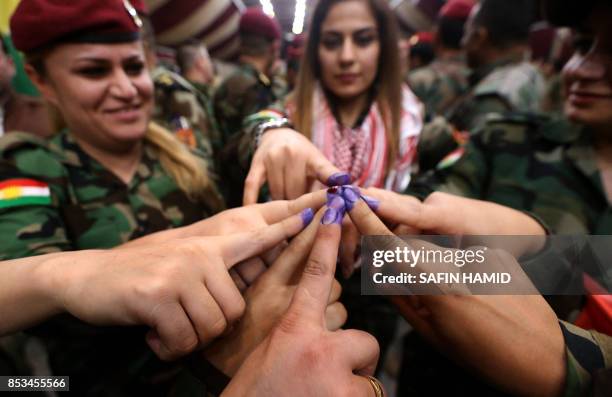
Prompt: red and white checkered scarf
<box><xmin>304</xmin><ymin>85</ymin><xmax>422</xmax><ymax>191</ymax></box>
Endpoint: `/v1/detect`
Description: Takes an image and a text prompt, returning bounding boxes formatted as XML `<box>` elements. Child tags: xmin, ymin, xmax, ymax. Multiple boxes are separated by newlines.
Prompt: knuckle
<box><xmin>226</xmin><ymin>297</ymin><xmax>246</xmax><ymax>324</ymax></box>
<box><xmin>303</xmin><ymin>256</ymin><xmax>329</xmax><ymax>278</ymax></box>
<box><xmin>208</xmin><ymin>314</ymin><xmax>228</xmax><ymax>339</ymax></box>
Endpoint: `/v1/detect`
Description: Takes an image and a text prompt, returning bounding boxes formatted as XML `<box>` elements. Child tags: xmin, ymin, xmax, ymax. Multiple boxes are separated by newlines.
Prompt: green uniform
<box><xmin>213</xmin><ymin>62</ymin><xmax>284</xmax><ymax>141</ymax></box>
<box><xmin>152</xmin><ymin>66</ymin><xmax>221</xmax><ymax>155</ymax></box>
<box><xmin>417</xmin><ymin>58</ymin><xmax>546</xmax><ymax>172</ymax></box>
<box><xmin>0</xmin><ymin>130</ymin><xmax>222</xmax><ymax>396</ymax></box>
<box><xmin>407</xmin><ymin>54</ymin><xmax>471</xmax><ymax>122</ymax></box>
<box><xmin>407</xmin><ymin>113</ymin><xmax>612</xmax><ymax>395</ymax></box>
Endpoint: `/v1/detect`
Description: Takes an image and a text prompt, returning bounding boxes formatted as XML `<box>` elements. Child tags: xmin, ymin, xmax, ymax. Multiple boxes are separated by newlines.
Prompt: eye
<box><xmin>321</xmin><ymin>35</ymin><xmax>342</xmax><ymax>50</ymax></box>
<box><xmin>76</xmin><ymin>66</ymin><xmax>110</xmax><ymax>78</ymax></box>
<box><xmin>124</xmin><ymin>61</ymin><xmax>145</xmax><ymax>76</ymax></box>
<box><xmin>354</xmin><ymin>32</ymin><xmax>378</xmax><ymax>47</ymax></box>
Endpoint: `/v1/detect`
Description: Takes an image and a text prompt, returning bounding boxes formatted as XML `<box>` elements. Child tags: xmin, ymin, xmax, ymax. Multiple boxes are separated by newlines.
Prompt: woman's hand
<box><xmin>345</xmin><ymin>197</ymin><xmax>566</xmax><ymax>397</ymax></box>
<box><xmin>38</xmin><ymin>211</ymin><xmax>312</xmax><ymax>361</ymax></box>
<box><xmin>222</xmin><ymin>209</ymin><xmax>380</xmax><ymax>397</ymax></box>
<box><xmin>204</xmin><ymin>209</ymin><xmax>347</xmax><ymax>376</ymax></box>
<box><xmin>243</xmin><ymin>128</ymin><xmax>343</xmax><ymax>204</ymax></box>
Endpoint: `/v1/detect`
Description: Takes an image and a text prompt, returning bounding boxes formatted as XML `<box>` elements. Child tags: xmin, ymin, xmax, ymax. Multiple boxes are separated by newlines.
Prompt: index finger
<box><xmin>243</xmin><ymin>156</ymin><xmax>267</xmax><ymax>205</ymax></box>
<box><xmin>255</xmin><ymin>190</ymin><xmax>327</xmax><ymax>224</ymax></box>
<box><xmin>219</xmin><ymin>209</ymin><xmax>313</xmax><ymax>267</ymax></box>
<box><xmin>284</xmin><ymin>214</ymin><xmax>342</xmax><ymax>327</ymax></box>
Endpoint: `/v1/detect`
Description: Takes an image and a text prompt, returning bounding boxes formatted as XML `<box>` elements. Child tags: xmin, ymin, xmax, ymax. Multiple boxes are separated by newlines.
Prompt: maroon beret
<box><xmin>439</xmin><ymin>0</ymin><xmax>475</xmax><ymax>20</ymax></box>
<box><xmin>11</xmin><ymin>0</ymin><xmax>142</xmax><ymax>53</ymax></box>
<box><xmin>239</xmin><ymin>7</ymin><xmax>281</xmax><ymax>41</ymax></box>
<box><xmin>129</xmin><ymin>0</ymin><xmax>148</xmax><ymax>16</ymax></box>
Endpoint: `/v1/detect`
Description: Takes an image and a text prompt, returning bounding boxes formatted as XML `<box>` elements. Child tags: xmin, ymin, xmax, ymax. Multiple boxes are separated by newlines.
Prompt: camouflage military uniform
<box><xmin>407</xmin><ymin>54</ymin><xmax>471</xmax><ymax>122</ymax></box>
<box><xmin>152</xmin><ymin>65</ymin><xmax>221</xmax><ymax>155</ymax></box>
<box><xmin>417</xmin><ymin>57</ymin><xmax>546</xmax><ymax>172</ymax></box>
<box><xmin>406</xmin><ymin>113</ymin><xmax>612</xmax><ymax>396</ymax></box>
<box><xmin>212</xmin><ymin>62</ymin><xmax>286</xmax><ymax>206</ymax></box>
<box><xmin>0</xmin><ymin>130</ymin><xmax>222</xmax><ymax>396</ymax></box>
<box><xmin>213</xmin><ymin>62</ymin><xmax>285</xmax><ymax>140</ymax></box>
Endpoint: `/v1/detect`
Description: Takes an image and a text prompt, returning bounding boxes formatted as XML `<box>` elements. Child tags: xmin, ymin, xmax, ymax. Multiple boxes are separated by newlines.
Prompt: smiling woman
<box><xmin>241</xmin><ymin>0</ymin><xmax>423</xmax><ymax>205</ymax></box>
<box><xmin>0</xmin><ymin>0</ymin><xmax>230</xmax><ymax>395</ymax></box>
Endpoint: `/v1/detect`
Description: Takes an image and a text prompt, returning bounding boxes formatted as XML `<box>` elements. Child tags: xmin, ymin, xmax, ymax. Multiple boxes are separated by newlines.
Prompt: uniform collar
<box><xmin>469</xmin><ymin>55</ymin><xmax>524</xmax><ymax>87</ymax></box>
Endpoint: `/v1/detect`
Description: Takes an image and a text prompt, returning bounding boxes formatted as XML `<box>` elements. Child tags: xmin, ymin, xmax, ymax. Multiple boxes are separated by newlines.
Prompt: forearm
<box><xmin>0</xmin><ymin>252</ymin><xmax>78</xmax><ymax>335</ymax></box>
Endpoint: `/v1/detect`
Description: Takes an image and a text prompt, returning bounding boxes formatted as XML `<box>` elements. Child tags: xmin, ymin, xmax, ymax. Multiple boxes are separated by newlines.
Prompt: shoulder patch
<box><xmin>0</xmin><ymin>178</ymin><xmax>51</xmax><ymax>209</ymax></box>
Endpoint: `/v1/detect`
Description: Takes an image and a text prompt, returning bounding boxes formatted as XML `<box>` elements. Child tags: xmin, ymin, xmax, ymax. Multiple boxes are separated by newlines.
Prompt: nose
<box><xmin>564</xmin><ymin>49</ymin><xmax>607</xmax><ymax>82</ymax></box>
<box><xmin>339</xmin><ymin>38</ymin><xmax>356</xmax><ymax>65</ymax></box>
<box><xmin>109</xmin><ymin>69</ymin><xmax>138</xmax><ymax>99</ymax></box>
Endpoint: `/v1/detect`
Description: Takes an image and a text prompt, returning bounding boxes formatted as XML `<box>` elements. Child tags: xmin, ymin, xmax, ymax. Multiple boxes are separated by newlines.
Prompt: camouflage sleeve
<box><xmin>0</xmin><ymin>134</ymin><xmax>72</xmax><ymax>260</ymax></box>
<box><xmin>213</xmin><ymin>73</ymin><xmax>260</xmax><ymax>140</ymax></box>
<box><xmin>409</xmin><ymin>128</ymin><xmax>488</xmax><ymax>200</ymax></box>
<box><xmin>447</xmin><ymin>94</ymin><xmax>513</xmax><ymax>132</ymax></box>
<box><xmin>559</xmin><ymin>321</ymin><xmax>612</xmax><ymax>397</ymax></box>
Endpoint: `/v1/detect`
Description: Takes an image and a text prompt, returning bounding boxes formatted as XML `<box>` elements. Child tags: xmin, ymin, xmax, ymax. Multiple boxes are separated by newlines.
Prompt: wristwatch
<box><xmin>253</xmin><ymin>117</ymin><xmax>293</xmax><ymax>150</ymax></box>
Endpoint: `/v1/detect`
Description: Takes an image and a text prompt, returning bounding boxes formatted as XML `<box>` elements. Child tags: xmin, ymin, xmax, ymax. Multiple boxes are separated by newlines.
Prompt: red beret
<box><xmin>409</xmin><ymin>31</ymin><xmax>435</xmax><ymax>47</ymax></box>
<box><xmin>11</xmin><ymin>0</ymin><xmax>142</xmax><ymax>53</ymax></box>
<box><xmin>239</xmin><ymin>7</ymin><xmax>281</xmax><ymax>41</ymax></box>
<box><xmin>439</xmin><ymin>0</ymin><xmax>475</xmax><ymax>20</ymax></box>
<box><xmin>130</xmin><ymin>0</ymin><xmax>148</xmax><ymax>15</ymax></box>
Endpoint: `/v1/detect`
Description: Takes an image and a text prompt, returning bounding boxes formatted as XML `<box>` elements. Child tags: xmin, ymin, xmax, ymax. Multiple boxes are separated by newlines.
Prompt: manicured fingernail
<box><xmin>327</xmin><ymin>172</ymin><xmax>350</xmax><ymax>187</ymax></box>
<box><xmin>361</xmin><ymin>195</ymin><xmax>380</xmax><ymax>211</ymax></box>
<box><xmin>327</xmin><ymin>186</ymin><xmax>340</xmax><ymax>202</ymax></box>
<box><xmin>321</xmin><ymin>207</ymin><xmax>344</xmax><ymax>225</ymax></box>
<box><xmin>342</xmin><ymin>185</ymin><xmax>360</xmax><ymax>211</ymax></box>
<box><xmin>300</xmin><ymin>208</ymin><xmax>314</xmax><ymax>227</ymax></box>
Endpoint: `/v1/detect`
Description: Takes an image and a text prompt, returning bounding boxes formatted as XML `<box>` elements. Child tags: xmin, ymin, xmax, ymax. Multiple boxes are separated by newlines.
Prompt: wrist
<box><xmin>253</xmin><ymin>118</ymin><xmax>292</xmax><ymax>150</ymax></box>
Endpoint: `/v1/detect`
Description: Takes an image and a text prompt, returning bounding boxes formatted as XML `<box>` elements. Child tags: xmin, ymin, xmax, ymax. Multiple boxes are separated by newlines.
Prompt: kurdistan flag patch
<box><xmin>0</xmin><ymin>179</ymin><xmax>51</xmax><ymax>208</ymax></box>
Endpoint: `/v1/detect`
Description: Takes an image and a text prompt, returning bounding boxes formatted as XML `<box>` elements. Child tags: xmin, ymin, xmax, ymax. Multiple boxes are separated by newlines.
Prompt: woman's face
<box><xmin>562</xmin><ymin>7</ymin><xmax>612</xmax><ymax>129</ymax></box>
<box><xmin>35</xmin><ymin>41</ymin><xmax>153</xmax><ymax>149</ymax></box>
<box><xmin>318</xmin><ymin>0</ymin><xmax>380</xmax><ymax>100</ymax></box>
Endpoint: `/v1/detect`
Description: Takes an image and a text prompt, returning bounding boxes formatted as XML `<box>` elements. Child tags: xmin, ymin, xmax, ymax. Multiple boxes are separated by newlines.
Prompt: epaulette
<box><xmin>482</xmin><ymin>111</ymin><xmax>550</xmax><ymax>127</ymax></box>
<box><xmin>0</xmin><ymin>131</ymin><xmax>50</xmax><ymax>154</ymax></box>
<box><xmin>0</xmin><ymin>132</ymin><xmax>71</xmax><ymax>164</ymax></box>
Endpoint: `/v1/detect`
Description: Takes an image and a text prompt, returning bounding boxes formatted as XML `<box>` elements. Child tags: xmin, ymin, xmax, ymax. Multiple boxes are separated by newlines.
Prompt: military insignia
<box><xmin>436</xmin><ymin>147</ymin><xmax>465</xmax><ymax>170</ymax></box>
<box><xmin>0</xmin><ymin>179</ymin><xmax>51</xmax><ymax>209</ymax></box>
<box><xmin>123</xmin><ymin>0</ymin><xmax>143</xmax><ymax>28</ymax></box>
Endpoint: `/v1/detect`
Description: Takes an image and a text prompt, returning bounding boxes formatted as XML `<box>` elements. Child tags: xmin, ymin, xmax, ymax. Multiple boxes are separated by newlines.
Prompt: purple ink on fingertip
<box><xmin>341</xmin><ymin>185</ymin><xmax>360</xmax><ymax>211</ymax></box>
<box><xmin>327</xmin><ymin>195</ymin><xmax>346</xmax><ymax>211</ymax></box>
<box><xmin>361</xmin><ymin>195</ymin><xmax>380</xmax><ymax>211</ymax></box>
<box><xmin>326</xmin><ymin>172</ymin><xmax>350</xmax><ymax>187</ymax></box>
<box><xmin>300</xmin><ymin>208</ymin><xmax>314</xmax><ymax>227</ymax></box>
<box><xmin>321</xmin><ymin>207</ymin><xmax>344</xmax><ymax>225</ymax></box>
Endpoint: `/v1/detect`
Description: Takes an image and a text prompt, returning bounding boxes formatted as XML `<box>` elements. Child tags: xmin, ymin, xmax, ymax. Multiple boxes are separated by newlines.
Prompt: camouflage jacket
<box><xmin>417</xmin><ymin>58</ymin><xmax>546</xmax><ymax>173</ymax></box>
<box><xmin>407</xmin><ymin>55</ymin><xmax>471</xmax><ymax>122</ymax></box>
<box><xmin>213</xmin><ymin>62</ymin><xmax>285</xmax><ymax>141</ymax></box>
<box><xmin>410</xmin><ymin>113</ymin><xmax>610</xmax><ymax>234</ymax></box>
<box><xmin>0</xmin><ymin>130</ymin><xmax>222</xmax><ymax>395</ymax></box>
<box><xmin>409</xmin><ymin>113</ymin><xmax>612</xmax><ymax>395</ymax></box>
<box><xmin>0</xmin><ymin>130</ymin><xmax>220</xmax><ymax>260</ymax></box>
<box><xmin>152</xmin><ymin>66</ymin><xmax>221</xmax><ymax>155</ymax></box>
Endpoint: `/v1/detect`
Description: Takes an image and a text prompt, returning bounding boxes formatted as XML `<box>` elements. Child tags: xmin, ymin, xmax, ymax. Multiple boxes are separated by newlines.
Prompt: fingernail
<box><xmin>300</xmin><ymin>208</ymin><xmax>314</xmax><ymax>227</ymax></box>
<box><xmin>342</xmin><ymin>185</ymin><xmax>360</xmax><ymax>211</ymax></box>
<box><xmin>327</xmin><ymin>172</ymin><xmax>350</xmax><ymax>187</ymax></box>
<box><xmin>361</xmin><ymin>195</ymin><xmax>380</xmax><ymax>211</ymax></box>
<box><xmin>328</xmin><ymin>195</ymin><xmax>346</xmax><ymax>211</ymax></box>
<box><xmin>326</xmin><ymin>186</ymin><xmax>340</xmax><ymax>202</ymax></box>
<box><xmin>321</xmin><ymin>207</ymin><xmax>344</xmax><ymax>225</ymax></box>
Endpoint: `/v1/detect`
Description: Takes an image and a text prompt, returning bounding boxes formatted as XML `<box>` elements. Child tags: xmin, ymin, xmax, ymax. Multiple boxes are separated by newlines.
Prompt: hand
<box><xmin>362</xmin><ymin>189</ymin><xmax>547</xmax><ymax>256</ymax></box>
<box><xmin>204</xmin><ymin>209</ymin><xmax>347</xmax><ymax>376</ymax></box>
<box><xmin>181</xmin><ymin>190</ymin><xmax>328</xmax><ymax>289</ymax></box>
<box><xmin>346</xmin><ymin>196</ymin><xmax>566</xmax><ymax>397</ymax></box>
<box><xmin>243</xmin><ymin>128</ymin><xmax>343</xmax><ymax>204</ymax></box>
<box><xmin>222</xmin><ymin>204</ymin><xmax>381</xmax><ymax>397</ymax></box>
<box><xmin>44</xmin><ymin>211</ymin><xmax>312</xmax><ymax>361</ymax></box>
